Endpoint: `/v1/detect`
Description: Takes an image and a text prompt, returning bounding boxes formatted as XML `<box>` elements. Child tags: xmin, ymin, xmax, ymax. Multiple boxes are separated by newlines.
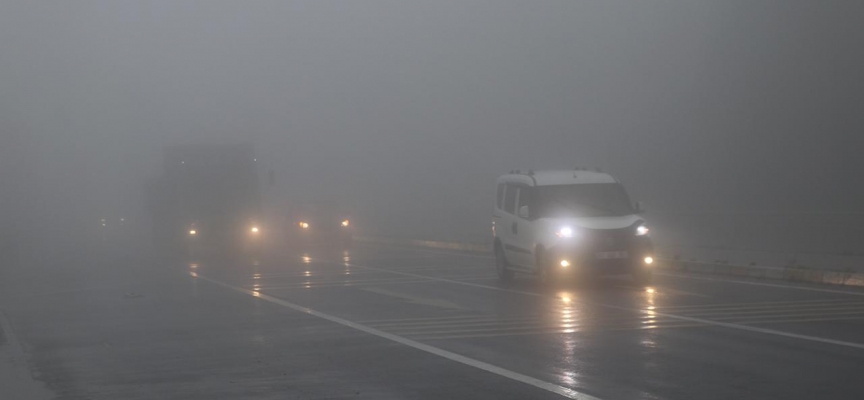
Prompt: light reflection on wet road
<box><xmin>3</xmin><ymin>242</ymin><xmax>864</xmax><ymax>399</ymax></box>
<box><xmin>185</xmin><ymin>243</ymin><xmax>864</xmax><ymax>399</ymax></box>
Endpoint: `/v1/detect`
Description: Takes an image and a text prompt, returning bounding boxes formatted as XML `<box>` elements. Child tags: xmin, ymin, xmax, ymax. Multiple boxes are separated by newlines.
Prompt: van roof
<box><xmin>497</xmin><ymin>170</ymin><xmax>617</xmax><ymax>186</ymax></box>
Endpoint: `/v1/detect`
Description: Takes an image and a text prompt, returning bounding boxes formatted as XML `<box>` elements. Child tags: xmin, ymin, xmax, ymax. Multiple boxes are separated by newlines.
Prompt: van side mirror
<box><xmin>518</xmin><ymin>205</ymin><xmax>530</xmax><ymax>219</ymax></box>
<box><xmin>634</xmin><ymin>201</ymin><xmax>645</xmax><ymax>214</ymax></box>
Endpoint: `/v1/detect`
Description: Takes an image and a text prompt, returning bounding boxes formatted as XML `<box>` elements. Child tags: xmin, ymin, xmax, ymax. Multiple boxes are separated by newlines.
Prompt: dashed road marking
<box><xmin>364</xmin><ymin>241</ymin><xmax>864</xmax><ymax>298</ymax></box>
<box><xmin>658</xmin><ymin>298</ymin><xmax>854</xmax><ymax>310</ymax></box>
<box><xmin>256</xmin><ymin>276</ymin><xmax>436</xmax><ymax>289</ymax></box>
<box><xmin>681</xmin><ymin>303</ymin><xmax>864</xmax><ymax>317</ymax></box>
<box><xmin>340</xmin><ymin>261</ymin><xmax>864</xmax><ymax>350</ymax></box>
<box><xmin>246</xmin><ymin>246</ymin><xmax>864</xmax><ymax>348</ymax></box>
<box><xmin>658</xmin><ymin>272</ymin><xmax>864</xmax><ymax>297</ymax></box>
<box><xmin>413</xmin><ymin>322</ymin><xmax>709</xmax><ymax>341</ymax></box>
<box><xmin>746</xmin><ymin>314</ymin><xmax>864</xmax><ymax>325</ymax></box>
<box><xmin>363</xmin><ymin>287</ymin><xmax>466</xmax><ymax>310</ymax></box>
<box><xmin>717</xmin><ymin>308</ymin><xmax>864</xmax><ymax>322</ymax></box>
<box><xmin>195</xmin><ymin>272</ymin><xmax>605</xmax><ymax>400</ymax></box>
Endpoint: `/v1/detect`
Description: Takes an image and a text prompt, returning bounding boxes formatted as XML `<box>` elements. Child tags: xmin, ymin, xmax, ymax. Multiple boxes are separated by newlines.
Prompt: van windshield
<box><xmin>526</xmin><ymin>183</ymin><xmax>634</xmax><ymax>218</ymax></box>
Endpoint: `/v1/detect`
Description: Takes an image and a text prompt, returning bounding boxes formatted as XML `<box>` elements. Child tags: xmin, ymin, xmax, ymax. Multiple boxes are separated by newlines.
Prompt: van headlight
<box><xmin>636</xmin><ymin>225</ymin><xmax>649</xmax><ymax>236</ymax></box>
<box><xmin>556</xmin><ymin>226</ymin><xmax>574</xmax><ymax>238</ymax></box>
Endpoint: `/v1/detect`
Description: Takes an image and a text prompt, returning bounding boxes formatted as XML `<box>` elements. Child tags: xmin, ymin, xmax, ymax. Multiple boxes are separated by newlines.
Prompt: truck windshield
<box><xmin>527</xmin><ymin>183</ymin><xmax>634</xmax><ymax>218</ymax></box>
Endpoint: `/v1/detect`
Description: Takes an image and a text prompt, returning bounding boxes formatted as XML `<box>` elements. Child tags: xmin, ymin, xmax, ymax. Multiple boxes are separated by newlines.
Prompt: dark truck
<box><xmin>286</xmin><ymin>201</ymin><xmax>354</xmax><ymax>249</ymax></box>
<box><xmin>147</xmin><ymin>143</ymin><xmax>264</xmax><ymax>256</ymax></box>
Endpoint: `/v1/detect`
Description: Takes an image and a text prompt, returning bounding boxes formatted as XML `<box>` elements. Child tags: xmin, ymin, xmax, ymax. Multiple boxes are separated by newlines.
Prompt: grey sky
<box><xmin>2</xmin><ymin>1</ymin><xmax>863</xmax><ymax>241</ymax></box>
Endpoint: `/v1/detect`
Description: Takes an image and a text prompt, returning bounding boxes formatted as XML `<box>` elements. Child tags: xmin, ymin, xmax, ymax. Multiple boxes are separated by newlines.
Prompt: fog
<box><xmin>2</xmin><ymin>1</ymin><xmax>863</xmax><ymax>263</ymax></box>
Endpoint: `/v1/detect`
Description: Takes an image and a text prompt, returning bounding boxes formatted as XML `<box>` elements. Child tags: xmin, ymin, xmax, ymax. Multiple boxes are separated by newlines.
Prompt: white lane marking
<box><xmin>195</xmin><ymin>273</ymin><xmax>604</xmax><ymax>400</ymax></box>
<box><xmin>348</xmin><ymin>262</ymin><xmax>545</xmax><ymax>298</ymax></box>
<box><xmin>260</xmin><ymin>280</ymin><xmax>438</xmax><ymax>290</ymax></box>
<box><xmin>659</xmin><ymin>272</ymin><xmax>864</xmax><ymax>297</ymax></box>
<box><xmin>367</xmin><ymin>264</ymin><xmax>490</xmax><ymax>272</ymax></box>
<box><xmin>682</xmin><ymin>303</ymin><xmax>864</xmax><ymax>317</ymax></box>
<box><xmin>260</xmin><ymin>276</ymin><xmax>433</xmax><ymax>288</ymax></box>
<box><xmin>363</xmin><ymin>287</ymin><xmax>466</xmax><ymax>310</ymax></box>
<box><xmin>340</xmin><ymin>262</ymin><xmax>864</xmax><ymax>350</ymax></box>
<box><xmin>635</xmin><ymin>286</ymin><xmax>711</xmax><ymax>298</ymax></box>
<box><xmin>366</xmin><ymin>242</ymin><xmax>864</xmax><ymax>298</ymax></box>
<box><xmin>414</xmin><ymin>322</ymin><xmax>708</xmax><ymax>341</ymax></box>
<box><xmin>714</xmin><ymin>309</ymin><xmax>864</xmax><ymax>322</ymax></box>
<box><xmin>357</xmin><ymin>314</ymin><xmax>485</xmax><ymax>324</ymax></box>
<box><xmin>371</xmin><ymin>316</ymin><xmax>546</xmax><ymax>328</ymax></box>
<box><xmin>628</xmin><ymin>306</ymin><xmax>864</xmax><ymax>349</ymax></box>
<box><xmin>370</xmin><ymin>312</ymin><xmax>657</xmax><ymax>329</ymax></box>
<box><xmin>254</xmin><ymin>270</ymin><xmax>383</xmax><ymax>278</ymax></box>
<box><xmin>386</xmin><ymin>320</ymin><xmax>555</xmax><ymax>334</ymax></box>
<box><xmin>746</xmin><ymin>314</ymin><xmax>864</xmax><ymax>325</ymax></box>
<box><xmin>657</xmin><ymin>298</ymin><xmax>855</xmax><ymax>310</ymax></box>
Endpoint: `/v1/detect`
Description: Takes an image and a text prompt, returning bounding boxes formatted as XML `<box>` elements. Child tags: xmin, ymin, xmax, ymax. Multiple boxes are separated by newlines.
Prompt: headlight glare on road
<box><xmin>636</xmin><ymin>225</ymin><xmax>650</xmax><ymax>236</ymax></box>
<box><xmin>556</xmin><ymin>226</ymin><xmax>574</xmax><ymax>238</ymax></box>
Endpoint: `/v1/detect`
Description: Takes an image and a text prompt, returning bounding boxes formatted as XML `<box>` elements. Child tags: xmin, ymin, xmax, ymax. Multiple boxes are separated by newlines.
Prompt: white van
<box><xmin>492</xmin><ymin>169</ymin><xmax>654</xmax><ymax>285</ymax></box>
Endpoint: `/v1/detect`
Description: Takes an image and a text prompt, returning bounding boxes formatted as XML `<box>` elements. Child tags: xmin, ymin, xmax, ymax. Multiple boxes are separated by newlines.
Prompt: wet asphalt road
<box><xmin>2</xmin><ymin>242</ymin><xmax>864</xmax><ymax>399</ymax></box>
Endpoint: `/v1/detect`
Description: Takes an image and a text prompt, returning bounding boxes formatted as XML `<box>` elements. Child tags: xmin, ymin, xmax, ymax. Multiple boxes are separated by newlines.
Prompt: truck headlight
<box><xmin>556</xmin><ymin>226</ymin><xmax>574</xmax><ymax>238</ymax></box>
<box><xmin>636</xmin><ymin>225</ymin><xmax>649</xmax><ymax>236</ymax></box>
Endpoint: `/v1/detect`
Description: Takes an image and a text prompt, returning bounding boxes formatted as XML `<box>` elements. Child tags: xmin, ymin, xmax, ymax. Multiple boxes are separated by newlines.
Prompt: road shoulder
<box><xmin>0</xmin><ymin>310</ymin><xmax>54</xmax><ymax>400</ymax></box>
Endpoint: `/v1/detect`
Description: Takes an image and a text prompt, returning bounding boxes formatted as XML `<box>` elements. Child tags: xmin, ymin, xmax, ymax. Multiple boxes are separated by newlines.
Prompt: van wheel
<box><xmin>495</xmin><ymin>246</ymin><xmax>514</xmax><ymax>282</ymax></box>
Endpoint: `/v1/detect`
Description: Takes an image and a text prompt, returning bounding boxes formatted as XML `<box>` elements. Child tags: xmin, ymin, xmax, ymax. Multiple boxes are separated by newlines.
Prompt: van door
<box><xmin>493</xmin><ymin>183</ymin><xmax>507</xmax><ymax>245</ymax></box>
<box><xmin>511</xmin><ymin>185</ymin><xmax>535</xmax><ymax>268</ymax></box>
<box><xmin>500</xmin><ymin>184</ymin><xmax>535</xmax><ymax>268</ymax></box>
<box><xmin>498</xmin><ymin>184</ymin><xmax>523</xmax><ymax>267</ymax></box>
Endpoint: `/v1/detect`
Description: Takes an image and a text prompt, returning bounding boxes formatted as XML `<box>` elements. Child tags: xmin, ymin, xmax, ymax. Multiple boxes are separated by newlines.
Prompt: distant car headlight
<box><xmin>299</xmin><ymin>222</ymin><xmax>309</xmax><ymax>229</ymax></box>
<box><xmin>636</xmin><ymin>225</ymin><xmax>649</xmax><ymax>236</ymax></box>
<box><xmin>341</xmin><ymin>220</ymin><xmax>350</xmax><ymax>227</ymax></box>
<box><xmin>250</xmin><ymin>226</ymin><xmax>259</xmax><ymax>234</ymax></box>
<box><xmin>556</xmin><ymin>226</ymin><xmax>574</xmax><ymax>238</ymax></box>
<box><xmin>189</xmin><ymin>229</ymin><xmax>197</xmax><ymax>236</ymax></box>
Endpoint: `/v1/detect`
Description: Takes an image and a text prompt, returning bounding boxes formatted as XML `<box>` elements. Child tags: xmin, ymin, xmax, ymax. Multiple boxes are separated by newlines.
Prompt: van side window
<box><xmin>517</xmin><ymin>186</ymin><xmax>533</xmax><ymax>211</ymax></box>
<box><xmin>496</xmin><ymin>184</ymin><xmax>505</xmax><ymax>209</ymax></box>
<box><xmin>504</xmin><ymin>184</ymin><xmax>518</xmax><ymax>215</ymax></box>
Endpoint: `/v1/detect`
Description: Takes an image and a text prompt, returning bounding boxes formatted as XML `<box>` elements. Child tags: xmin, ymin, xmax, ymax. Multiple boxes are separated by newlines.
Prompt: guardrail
<box><xmin>355</xmin><ymin>236</ymin><xmax>864</xmax><ymax>288</ymax></box>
